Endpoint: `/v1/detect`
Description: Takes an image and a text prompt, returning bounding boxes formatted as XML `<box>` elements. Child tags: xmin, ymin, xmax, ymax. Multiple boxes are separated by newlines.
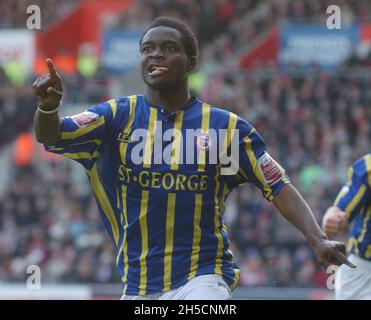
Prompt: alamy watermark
<box><xmin>326</xmin><ymin>5</ymin><xmax>341</xmax><ymax>30</ymax></box>
<box><xmin>26</xmin><ymin>265</ymin><xmax>41</xmax><ymax>290</ymax></box>
<box><xmin>26</xmin><ymin>5</ymin><xmax>41</xmax><ymax>30</ymax></box>
<box><xmin>127</xmin><ymin>124</ymin><xmax>240</xmax><ymax>175</ymax></box>
<box><xmin>25</xmin><ymin>5</ymin><xmax>342</xmax><ymax>31</ymax></box>
<box><xmin>326</xmin><ymin>264</ymin><xmax>340</xmax><ymax>290</ymax></box>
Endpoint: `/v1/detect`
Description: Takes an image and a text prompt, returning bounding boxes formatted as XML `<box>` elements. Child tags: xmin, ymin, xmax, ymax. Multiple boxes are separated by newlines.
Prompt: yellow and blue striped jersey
<box><xmin>44</xmin><ymin>95</ymin><xmax>290</xmax><ymax>295</ymax></box>
<box><xmin>334</xmin><ymin>153</ymin><xmax>371</xmax><ymax>261</ymax></box>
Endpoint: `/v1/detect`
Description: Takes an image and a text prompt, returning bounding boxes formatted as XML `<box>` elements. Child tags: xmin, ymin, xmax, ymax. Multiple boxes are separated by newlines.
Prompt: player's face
<box><xmin>140</xmin><ymin>26</ymin><xmax>193</xmax><ymax>91</ymax></box>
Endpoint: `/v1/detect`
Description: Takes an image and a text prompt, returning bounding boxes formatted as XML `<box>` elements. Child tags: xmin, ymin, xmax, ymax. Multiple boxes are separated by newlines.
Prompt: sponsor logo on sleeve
<box><xmin>258</xmin><ymin>152</ymin><xmax>284</xmax><ymax>186</ymax></box>
<box><xmin>71</xmin><ymin>111</ymin><xmax>100</xmax><ymax>128</ymax></box>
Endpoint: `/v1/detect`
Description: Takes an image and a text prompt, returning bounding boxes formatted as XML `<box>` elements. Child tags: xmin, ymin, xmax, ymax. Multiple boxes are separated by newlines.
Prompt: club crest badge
<box><xmin>196</xmin><ymin>133</ymin><xmax>211</xmax><ymax>151</ymax></box>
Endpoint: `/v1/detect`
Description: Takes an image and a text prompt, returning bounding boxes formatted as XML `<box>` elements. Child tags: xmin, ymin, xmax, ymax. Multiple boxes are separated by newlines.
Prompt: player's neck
<box><xmin>145</xmin><ymin>85</ymin><xmax>191</xmax><ymax>114</ymax></box>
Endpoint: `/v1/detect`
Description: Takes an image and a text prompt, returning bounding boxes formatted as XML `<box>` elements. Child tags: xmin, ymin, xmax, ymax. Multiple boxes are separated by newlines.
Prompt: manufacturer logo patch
<box><xmin>258</xmin><ymin>152</ymin><xmax>284</xmax><ymax>186</ymax></box>
<box><xmin>117</xmin><ymin>132</ymin><xmax>133</xmax><ymax>143</ymax></box>
<box><xmin>71</xmin><ymin>111</ymin><xmax>99</xmax><ymax>128</ymax></box>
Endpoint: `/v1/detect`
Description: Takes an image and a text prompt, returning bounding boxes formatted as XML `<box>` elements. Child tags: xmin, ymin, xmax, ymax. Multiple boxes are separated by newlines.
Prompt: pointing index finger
<box><xmin>334</xmin><ymin>250</ymin><xmax>357</xmax><ymax>268</ymax></box>
<box><xmin>343</xmin><ymin>258</ymin><xmax>357</xmax><ymax>269</ymax></box>
<box><xmin>45</xmin><ymin>58</ymin><xmax>58</xmax><ymax>79</ymax></box>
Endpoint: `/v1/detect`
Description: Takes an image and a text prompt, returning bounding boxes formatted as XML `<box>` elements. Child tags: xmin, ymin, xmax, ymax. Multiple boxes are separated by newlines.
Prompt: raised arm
<box><xmin>33</xmin><ymin>58</ymin><xmax>63</xmax><ymax>145</ymax></box>
<box><xmin>273</xmin><ymin>183</ymin><xmax>356</xmax><ymax>269</ymax></box>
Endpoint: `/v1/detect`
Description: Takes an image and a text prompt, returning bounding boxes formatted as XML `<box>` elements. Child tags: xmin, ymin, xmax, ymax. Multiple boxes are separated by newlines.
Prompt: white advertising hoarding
<box><xmin>0</xmin><ymin>30</ymin><xmax>35</xmax><ymax>74</ymax></box>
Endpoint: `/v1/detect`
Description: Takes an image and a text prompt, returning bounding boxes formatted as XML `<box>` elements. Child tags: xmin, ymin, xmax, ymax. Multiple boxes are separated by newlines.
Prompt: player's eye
<box><xmin>142</xmin><ymin>46</ymin><xmax>152</xmax><ymax>53</ymax></box>
<box><xmin>166</xmin><ymin>46</ymin><xmax>177</xmax><ymax>52</ymax></box>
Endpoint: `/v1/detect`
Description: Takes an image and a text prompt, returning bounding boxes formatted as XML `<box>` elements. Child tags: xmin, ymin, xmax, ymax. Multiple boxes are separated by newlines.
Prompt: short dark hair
<box><xmin>139</xmin><ymin>16</ymin><xmax>198</xmax><ymax>58</ymax></box>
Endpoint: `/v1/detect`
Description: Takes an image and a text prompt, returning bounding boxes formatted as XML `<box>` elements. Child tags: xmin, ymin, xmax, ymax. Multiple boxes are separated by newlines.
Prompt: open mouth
<box><xmin>148</xmin><ymin>65</ymin><xmax>169</xmax><ymax>76</ymax></box>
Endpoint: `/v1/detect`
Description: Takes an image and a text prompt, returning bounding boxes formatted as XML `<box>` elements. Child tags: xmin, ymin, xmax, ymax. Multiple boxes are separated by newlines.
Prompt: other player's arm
<box><xmin>272</xmin><ymin>183</ymin><xmax>356</xmax><ymax>269</ymax></box>
<box><xmin>322</xmin><ymin>162</ymin><xmax>369</xmax><ymax>238</ymax></box>
<box><xmin>33</xmin><ymin>59</ymin><xmax>63</xmax><ymax>145</ymax></box>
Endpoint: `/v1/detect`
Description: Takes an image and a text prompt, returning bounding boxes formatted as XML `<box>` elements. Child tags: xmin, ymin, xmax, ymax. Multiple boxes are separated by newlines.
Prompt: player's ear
<box><xmin>187</xmin><ymin>56</ymin><xmax>197</xmax><ymax>73</ymax></box>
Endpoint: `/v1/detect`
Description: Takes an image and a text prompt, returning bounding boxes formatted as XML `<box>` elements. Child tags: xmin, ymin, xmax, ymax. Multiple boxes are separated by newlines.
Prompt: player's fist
<box><xmin>32</xmin><ymin>58</ymin><xmax>63</xmax><ymax>111</ymax></box>
<box><xmin>322</xmin><ymin>206</ymin><xmax>348</xmax><ymax>238</ymax></box>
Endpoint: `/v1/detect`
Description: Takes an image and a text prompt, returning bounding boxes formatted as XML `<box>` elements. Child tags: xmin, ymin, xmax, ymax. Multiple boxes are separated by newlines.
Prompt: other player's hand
<box><xmin>313</xmin><ymin>239</ymin><xmax>356</xmax><ymax>269</ymax></box>
<box><xmin>322</xmin><ymin>206</ymin><xmax>348</xmax><ymax>238</ymax></box>
<box><xmin>32</xmin><ymin>58</ymin><xmax>63</xmax><ymax>111</ymax></box>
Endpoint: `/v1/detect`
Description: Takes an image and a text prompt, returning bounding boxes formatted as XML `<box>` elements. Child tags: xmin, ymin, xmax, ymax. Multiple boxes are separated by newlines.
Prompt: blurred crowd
<box><xmin>0</xmin><ymin>159</ymin><xmax>118</xmax><ymax>283</ymax></box>
<box><xmin>1</xmin><ymin>0</ymin><xmax>370</xmax><ymax>30</ymax></box>
<box><xmin>0</xmin><ymin>69</ymin><xmax>35</xmax><ymax>148</ymax></box>
<box><xmin>0</xmin><ymin>0</ymin><xmax>370</xmax><ymax>288</ymax></box>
